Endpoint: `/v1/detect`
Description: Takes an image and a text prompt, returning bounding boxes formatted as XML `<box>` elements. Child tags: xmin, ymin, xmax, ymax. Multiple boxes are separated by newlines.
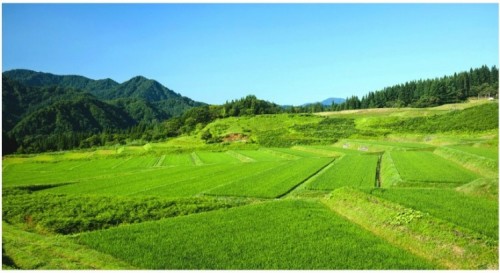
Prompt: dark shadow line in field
<box><xmin>7</xmin><ymin>183</ymin><xmax>76</xmax><ymax>193</ymax></box>
<box><xmin>276</xmin><ymin>158</ymin><xmax>336</xmax><ymax>199</ymax></box>
<box><xmin>375</xmin><ymin>153</ymin><xmax>383</xmax><ymax>188</ymax></box>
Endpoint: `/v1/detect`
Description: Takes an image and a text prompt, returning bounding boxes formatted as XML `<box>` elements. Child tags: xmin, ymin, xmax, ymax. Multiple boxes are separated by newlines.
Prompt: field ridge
<box><xmin>434</xmin><ymin>146</ymin><xmax>498</xmax><ymax>178</ymax></box>
<box><xmin>322</xmin><ymin>187</ymin><xmax>498</xmax><ymax>269</ymax></box>
<box><xmin>190</xmin><ymin>152</ymin><xmax>204</xmax><ymax>166</ymax></box>
<box><xmin>225</xmin><ymin>150</ymin><xmax>256</xmax><ymax>162</ymax></box>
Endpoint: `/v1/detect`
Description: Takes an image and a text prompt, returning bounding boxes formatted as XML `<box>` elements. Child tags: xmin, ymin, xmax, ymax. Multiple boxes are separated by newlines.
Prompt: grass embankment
<box><xmin>2</xmin><ymin>222</ymin><xmax>134</xmax><ymax>269</ymax></box>
<box><xmin>77</xmin><ymin>200</ymin><xmax>434</xmax><ymax>269</ymax></box>
<box><xmin>434</xmin><ymin>145</ymin><xmax>498</xmax><ymax>178</ymax></box>
<box><xmin>367</xmin><ymin>188</ymin><xmax>498</xmax><ymax>240</ymax></box>
<box><xmin>380</xmin><ymin>152</ymin><xmax>403</xmax><ymax>187</ymax></box>
<box><xmin>323</xmin><ymin>187</ymin><xmax>498</xmax><ymax>269</ymax></box>
<box><xmin>2</xmin><ymin>191</ymin><xmax>251</xmax><ymax>234</ymax></box>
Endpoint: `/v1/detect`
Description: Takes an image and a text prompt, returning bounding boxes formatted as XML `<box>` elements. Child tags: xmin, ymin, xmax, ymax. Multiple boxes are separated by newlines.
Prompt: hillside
<box><xmin>197</xmin><ymin>100</ymin><xmax>498</xmax><ymax>148</ymax></box>
<box><xmin>2</xmin><ymin>70</ymin><xmax>206</xmax><ymax>154</ymax></box>
<box><xmin>2</xmin><ymin>69</ymin><xmax>119</xmax><ymax>95</ymax></box>
<box><xmin>3</xmin><ymin>69</ymin><xmax>204</xmax><ymax>118</ymax></box>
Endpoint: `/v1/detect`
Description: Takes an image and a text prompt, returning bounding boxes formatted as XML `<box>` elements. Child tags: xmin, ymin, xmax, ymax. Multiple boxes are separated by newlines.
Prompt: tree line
<box><xmin>332</xmin><ymin>65</ymin><xmax>498</xmax><ymax>111</ymax></box>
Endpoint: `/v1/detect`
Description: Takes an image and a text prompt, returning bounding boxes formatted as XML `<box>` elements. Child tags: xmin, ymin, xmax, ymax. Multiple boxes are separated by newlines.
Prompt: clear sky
<box><xmin>3</xmin><ymin>3</ymin><xmax>499</xmax><ymax>105</ymax></box>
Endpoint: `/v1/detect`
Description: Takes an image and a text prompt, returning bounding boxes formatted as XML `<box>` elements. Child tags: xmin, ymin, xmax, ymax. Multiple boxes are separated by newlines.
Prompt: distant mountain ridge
<box><xmin>302</xmin><ymin>97</ymin><xmax>346</xmax><ymax>107</ymax></box>
<box><xmin>3</xmin><ymin>69</ymin><xmax>202</xmax><ymax>106</ymax></box>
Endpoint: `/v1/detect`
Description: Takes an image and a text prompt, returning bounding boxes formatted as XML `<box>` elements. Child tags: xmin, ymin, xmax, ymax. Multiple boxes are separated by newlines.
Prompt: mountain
<box><xmin>2</xmin><ymin>75</ymin><xmax>89</xmax><ymax>132</ymax></box>
<box><xmin>2</xmin><ymin>69</ymin><xmax>206</xmax><ymax>154</ymax></box>
<box><xmin>2</xmin><ymin>69</ymin><xmax>119</xmax><ymax>95</ymax></box>
<box><xmin>10</xmin><ymin>96</ymin><xmax>135</xmax><ymax>137</ymax></box>
<box><xmin>3</xmin><ymin>69</ymin><xmax>205</xmax><ymax>118</ymax></box>
<box><xmin>320</xmin><ymin>97</ymin><xmax>346</xmax><ymax>106</ymax></box>
<box><xmin>302</xmin><ymin>97</ymin><xmax>346</xmax><ymax>107</ymax></box>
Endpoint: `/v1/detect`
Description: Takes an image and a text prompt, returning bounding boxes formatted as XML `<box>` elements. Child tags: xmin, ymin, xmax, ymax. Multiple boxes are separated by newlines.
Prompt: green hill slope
<box><xmin>2</xmin><ymin>69</ymin><xmax>204</xmax><ymax>119</ymax></box>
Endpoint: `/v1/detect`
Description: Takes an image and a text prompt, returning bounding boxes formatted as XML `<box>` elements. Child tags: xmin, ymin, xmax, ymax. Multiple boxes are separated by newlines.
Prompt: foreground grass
<box><xmin>3</xmin><ymin>191</ymin><xmax>251</xmax><ymax>234</ymax></box>
<box><xmin>2</xmin><ymin>222</ymin><xmax>134</xmax><ymax>269</ymax></box>
<box><xmin>323</xmin><ymin>187</ymin><xmax>498</xmax><ymax>269</ymax></box>
<box><xmin>77</xmin><ymin>200</ymin><xmax>434</xmax><ymax>269</ymax></box>
<box><xmin>366</xmin><ymin>188</ymin><xmax>498</xmax><ymax>240</ymax></box>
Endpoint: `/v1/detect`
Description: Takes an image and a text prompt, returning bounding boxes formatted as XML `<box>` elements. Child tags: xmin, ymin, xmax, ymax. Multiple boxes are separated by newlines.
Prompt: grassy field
<box><xmin>390</xmin><ymin>151</ymin><xmax>479</xmax><ymax>184</ymax></box>
<box><xmin>77</xmin><ymin>200</ymin><xmax>435</xmax><ymax>269</ymax></box>
<box><xmin>2</xmin><ymin>100</ymin><xmax>498</xmax><ymax>269</ymax></box>
<box><xmin>307</xmin><ymin>154</ymin><xmax>378</xmax><ymax>190</ymax></box>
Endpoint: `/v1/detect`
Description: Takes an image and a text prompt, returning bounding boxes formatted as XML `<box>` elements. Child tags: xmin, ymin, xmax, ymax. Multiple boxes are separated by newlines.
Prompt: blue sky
<box><xmin>3</xmin><ymin>4</ymin><xmax>498</xmax><ymax>105</ymax></box>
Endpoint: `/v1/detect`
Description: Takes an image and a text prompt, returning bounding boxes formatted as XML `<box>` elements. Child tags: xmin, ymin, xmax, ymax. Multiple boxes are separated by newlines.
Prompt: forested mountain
<box><xmin>10</xmin><ymin>96</ymin><xmax>135</xmax><ymax>136</ymax></box>
<box><xmin>2</xmin><ymin>75</ymin><xmax>89</xmax><ymax>132</ymax></box>
<box><xmin>3</xmin><ymin>69</ymin><xmax>204</xmax><ymax>117</ymax></box>
<box><xmin>3</xmin><ymin>69</ymin><xmax>119</xmax><ymax>95</ymax></box>
<box><xmin>2</xmin><ymin>70</ymin><xmax>205</xmax><ymax>154</ymax></box>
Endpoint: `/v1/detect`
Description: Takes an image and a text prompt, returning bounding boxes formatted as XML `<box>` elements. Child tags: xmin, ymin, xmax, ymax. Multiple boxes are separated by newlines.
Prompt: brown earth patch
<box><xmin>223</xmin><ymin>133</ymin><xmax>248</xmax><ymax>143</ymax></box>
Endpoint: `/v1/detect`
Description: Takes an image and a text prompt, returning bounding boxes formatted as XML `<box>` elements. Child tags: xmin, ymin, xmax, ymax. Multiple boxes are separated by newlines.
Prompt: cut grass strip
<box><xmin>230</xmin><ymin>149</ymin><xmax>285</xmax><ymax>162</ymax></box>
<box><xmin>323</xmin><ymin>187</ymin><xmax>498</xmax><ymax>269</ymax></box>
<box><xmin>2</xmin><ymin>222</ymin><xmax>135</xmax><ymax>269</ymax></box>
<box><xmin>380</xmin><ymin>152</ymin><xmax>403</xmax><ymax>187</ymax></box>
<box><xmin>153</xmin><ymin>155</ymin><xmax>166</xmax><ymax>167</ymax></box>
<box><xmin>225</xmin><ymin>150</ymin><xmax>256</xmax><ymax>163</ymax></box>
<box><xmin>260</xmin><ymin>148</ymin><xmax>300</xmax><ymax>160</ymax></box>
<box><xmin>190</xmin><ymin>152</ymin><xmax>204</xmax><ymax>166</ymax></box>
<box><xmin>292</xmin><ymin>146</ymin><xmax>342</xmax><ymax>157</ymax></box>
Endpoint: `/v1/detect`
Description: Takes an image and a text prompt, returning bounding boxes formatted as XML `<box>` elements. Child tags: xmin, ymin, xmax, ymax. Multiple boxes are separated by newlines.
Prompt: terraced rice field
<box><xmin>78</xmin><ymin>200</ymin><xmax>434</xmax><ymax>269</ymax></box>
<box><xmin>207</xmin><ymin>157</ymin><xmax>332</xmax><ymax>198</ymax></box>
<box><xmin>3</xmin><ymin>140</ymin><xmax>498</xmax><ymax>270</ymax></box>
<box><xmin>307</xmin><ymin>154</ymin><xmax>378</xmax><ymax>190</ymax></box>
<box><xmin>390</xmin><ymin>151</ymin><xmax>479</xmax><ymax>184</ymax></box>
